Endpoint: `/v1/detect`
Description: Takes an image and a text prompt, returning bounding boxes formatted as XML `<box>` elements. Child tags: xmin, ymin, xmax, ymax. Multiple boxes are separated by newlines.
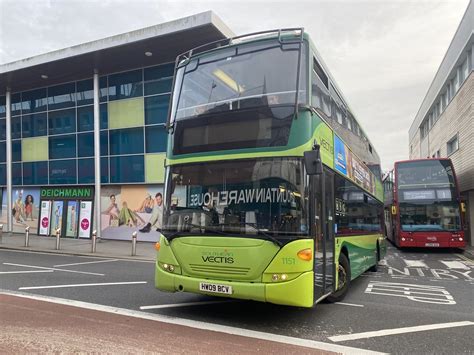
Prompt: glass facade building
<box><xmin>0</xmin><ymin>62</ymin><xmax>173</xmax><ymax>187</ymax></box>
<box><xmin>0</xmin><ymin>11</ymin><xmax>233</xmax><ymax>241</ymax></box>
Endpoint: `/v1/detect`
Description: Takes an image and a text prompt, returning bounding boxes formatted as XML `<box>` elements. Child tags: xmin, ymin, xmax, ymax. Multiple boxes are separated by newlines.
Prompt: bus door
<box><xmin>322</xmin><ymin>168</ymin><xmax>335</xmax><ymax>293</ymax></box>
<box><xmin>311</xmin><ymin>167</ymin><xmax>335</xmax><ymax>302</ymax></box>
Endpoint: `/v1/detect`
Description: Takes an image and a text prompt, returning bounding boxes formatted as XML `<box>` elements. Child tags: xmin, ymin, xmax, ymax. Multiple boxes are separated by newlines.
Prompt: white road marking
<box><xmin>440</xmin><ymin>260</ymin><xmax>469</xmax><ymax>270</ymax></box>
<box><xmin>2</xmin><ymin>290</ymin><xmax>383</xmax><ymax>355</ymax></box>
<box><xmin>0</xmin><ymin>270</ymin><xmax>54</xmax><ymax>274</ymax></box>
<box><xmin>403</xmin><ymin>259</ymin><xmax>428</xmax><ymax>268</ymax></box>
<box><xmin>365</xmin><ymin>281</ymin><xmax>455</xmax><ymax>305</ymax></box>
<box><xmin>329</xmin><ymin>321</ymin><xmax>474</xmax><ymax>342</ymax></box>
<box><xmin>53</xmin><ymin>259</ymin><xmax>119</xmax><ymax>267</ymax></box>
<box><xmin>0</xmin><ymin>249</ymin><xmax>154</xmax><ymax>263</ymax></box>
<box><xmin>19</xmin><ymin>281</ymin><xmax>147</xmax><ymax>290</ymax></box>
<box><xmin>3</xmin><ymin>263</ymin><xmax>104</xmax><ymax>276</ymax></box>
<box><xmin>140</xmin><ymin>300</ymin><xmax>234</xmax><ymax>310</ymax></box>
<box><xmin>334</xmin><ymin>302</ymin><xmax>364</xmax><ymax>308</ymax></box>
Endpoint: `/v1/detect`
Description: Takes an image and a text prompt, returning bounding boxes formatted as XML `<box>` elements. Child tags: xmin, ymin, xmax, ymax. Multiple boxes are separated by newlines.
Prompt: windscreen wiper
<box><xmin>215</xmin><ymin>222</ymin><xmax>283</xmax><ymax>247</ymax></box>
<box><xmin>164</xmin><ymin>223</ymin><xmax>234</xmax><ymax>242</ymax></box>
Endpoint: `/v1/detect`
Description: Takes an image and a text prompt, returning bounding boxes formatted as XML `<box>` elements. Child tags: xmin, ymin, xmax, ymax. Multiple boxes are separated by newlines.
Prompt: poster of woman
<box><xmin>66</xmin><ymin>201</ymin><xmax>79</xmax><ymax>238</ymax></box>
<box><xmin>50</xmin><ymin>201</ymin><xmax>64</xmax><ymax>235</ymax></box>
<box><xmin>0</xmin><ymin>188</ymin><xmax>41</xmax><ymax>234</ymax></box>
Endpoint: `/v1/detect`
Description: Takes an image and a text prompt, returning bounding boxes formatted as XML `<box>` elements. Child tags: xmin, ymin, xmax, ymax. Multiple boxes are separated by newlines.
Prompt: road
<box><xmin>1</xmin><ymin>244</ymin><xmax>473</xmax><ymax>354</ymax></box>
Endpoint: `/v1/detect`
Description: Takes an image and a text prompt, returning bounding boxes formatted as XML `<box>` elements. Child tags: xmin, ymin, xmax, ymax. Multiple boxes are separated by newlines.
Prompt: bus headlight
<box><xmin>161</xmin><ymin>263</ymin><xmax>175</xmax><ymax>272</ymax></box>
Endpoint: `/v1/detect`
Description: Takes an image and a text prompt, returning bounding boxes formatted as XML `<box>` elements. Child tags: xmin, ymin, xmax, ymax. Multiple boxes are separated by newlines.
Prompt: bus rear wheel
<box><xmin>327</xmin><ymin>253</ymin><xmax>350</xmax><ymax>303</ymax></box>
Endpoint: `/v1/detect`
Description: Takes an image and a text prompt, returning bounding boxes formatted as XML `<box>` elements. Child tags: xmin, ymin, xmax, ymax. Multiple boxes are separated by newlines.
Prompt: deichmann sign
<box><xmin>40</xmin><ymin>187</ymin><xmax>94</xmax><ymax>200</ymax></box>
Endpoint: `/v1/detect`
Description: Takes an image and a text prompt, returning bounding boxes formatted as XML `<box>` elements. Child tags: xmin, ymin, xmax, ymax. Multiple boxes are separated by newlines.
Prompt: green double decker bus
<box><xmin>155</xmin><ymin>29</ymin><xmax>386</xmax><ymax>307</ymax></box>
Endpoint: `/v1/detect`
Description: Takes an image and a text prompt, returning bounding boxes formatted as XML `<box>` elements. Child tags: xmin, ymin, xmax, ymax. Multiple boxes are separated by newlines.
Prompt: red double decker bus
<box><xmin>384</xmin><ymin>158</ymin><xmax>466</xmax><ymax>248</ymax></box>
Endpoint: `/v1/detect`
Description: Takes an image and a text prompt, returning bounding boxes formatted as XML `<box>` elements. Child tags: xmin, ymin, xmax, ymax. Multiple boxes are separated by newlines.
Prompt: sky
<box><xmin>0</xmin><ymin>0</ymin><xmax>470</xmax><ymax>171</ymax></box>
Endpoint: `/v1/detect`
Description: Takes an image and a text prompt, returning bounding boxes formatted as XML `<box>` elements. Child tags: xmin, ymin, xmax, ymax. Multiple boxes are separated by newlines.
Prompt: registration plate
<box><xmin>199</xmin><ymin>282</ymin><xmax>232</xmax><ymax>295</ymax></box>
<box><xmin>425</xmin><ymin>243</ymin><xmax>440</xmax><ymax>247</ymax></box>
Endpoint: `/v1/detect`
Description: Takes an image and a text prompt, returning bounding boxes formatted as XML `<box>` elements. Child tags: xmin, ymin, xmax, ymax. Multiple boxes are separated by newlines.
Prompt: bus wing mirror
<box><xmin>391</xmin><ymin>205</ymin><xmax>397</xmax><ymax>215</ymax></box>
<box><xmin>304</xmin><ymin>148</ymin><xmax>323</xmax><ymax>175</ymax></box>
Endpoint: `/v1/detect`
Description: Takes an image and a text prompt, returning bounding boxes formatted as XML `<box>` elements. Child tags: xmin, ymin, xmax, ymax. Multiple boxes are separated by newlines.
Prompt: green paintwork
<box><xmin>145</xmin><ymin>153</ymin><xmax>166</xmax><ymax>183</ymax></box>
<box><xmin>266</xmin><ymin>272</ymin><xmax>314</xmax><ymax>307</ymax></box>
<box><xmin>108</xmin><ymin>97</ymin><xmax>144</xmax><ymax>129</ymax></box>
<box><xmin>262</xmin><ymin>239</ymin><xmax>313</xmax><ymax>282</ymax></box>
<box><xmin>22</xmin><ymin>137</ymin><xmax>48</xmax><ymax>162</ymax></box>
<box><xmin>155</xmin><ymin>235</ymin><xmax>316</xmax><ymax>307</ymax></box>
<box><xmin>313</xmin><ymin>119</ymin><xmax>334</xmax><ymax>168</ymax></box>
<box><xmin>170</xmin><ymin>236</ymin><xmax>280</xmax><ymax>282</ymax></box>
<box><xmin>335</xmin><ymin>234</ymin><xmax>382</xmax><ymax>284</ymax></box>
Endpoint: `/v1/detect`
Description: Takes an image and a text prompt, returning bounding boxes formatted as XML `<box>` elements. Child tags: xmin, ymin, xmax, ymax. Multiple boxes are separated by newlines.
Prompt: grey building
<box><xmin>408</xmin><ymin>1</ymin><xmax>474</xmax><ymax>246</ymax></box>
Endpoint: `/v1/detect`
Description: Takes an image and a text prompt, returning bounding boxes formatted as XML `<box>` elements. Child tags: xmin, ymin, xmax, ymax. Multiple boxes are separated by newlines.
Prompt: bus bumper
<box><xmin>155</xmin><ymin>265</ymin><xmax>314</xmax><ymax>308</ymax></box>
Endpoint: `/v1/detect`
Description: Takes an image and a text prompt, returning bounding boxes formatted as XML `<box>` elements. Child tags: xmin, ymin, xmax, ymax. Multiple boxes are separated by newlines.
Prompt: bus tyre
<box><xmin>327</xmin><ymin>253</ymin><xmax>350</xmax><ymax>303</ymax></box>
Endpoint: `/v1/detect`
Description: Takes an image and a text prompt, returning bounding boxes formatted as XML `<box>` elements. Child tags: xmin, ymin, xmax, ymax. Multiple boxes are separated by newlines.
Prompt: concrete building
<box><xmin>408</xmin><ymin>1</ymin><xmax>474</xmax><ymax>246</ymax></box>
<box><xmin>0</xmin><ymin>11</ymin><xmax>233</xmax><ymax>242</ymax></box>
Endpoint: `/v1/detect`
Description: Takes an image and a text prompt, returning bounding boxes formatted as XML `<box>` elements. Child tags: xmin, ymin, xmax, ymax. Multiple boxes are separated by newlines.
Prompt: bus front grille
<box><xmin>189</xmin><ymin>264</ymin><xmax>250</xmax><ymax>276</ymax></box>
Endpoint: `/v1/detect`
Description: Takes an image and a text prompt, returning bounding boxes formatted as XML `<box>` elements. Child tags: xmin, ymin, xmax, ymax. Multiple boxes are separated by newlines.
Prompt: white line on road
<box><xmin>329</xmin><ymin>321</ymin><xmax>474</xmax><ymax>342</ymax></box>
<box><xmin>140</xmin><ymin>300</ymin><xmax>235</xmax><ymax>310</ymax></box>
<box><xmin>19</xmin><ymin>281</ymin><xmax>147</xmax><ymax>290</ymax></box>
<box><xmin>53</xmin><ymin>259</ymin><xmax>119</xmax><ymax>267</ymax></box>
<box><xmin>2</xmin><ymin>290</ymin><xmax>384</xmax><ymax>355</ymax></box>
<box><xmin>0</xmin><ymin>270</ymin><xmax>54</xmax><ymax>274</ymax></box>
<box><xmin>334</xmin><ymin>302</ymin><xmax>365</xmax><ymax>308</ymax></box>
<box><xmin>439</xmin><ymin>260</ymin><xmax>470</xmax><ymax>270</ymax></box>
<box><xmin>403</xmin><ymin>259</ymin><xmax>428</xmax><ymax>268</ymax></box>
<box><xmin>3</xmin><ymin>263</ymin><xmax>104</xmax><ymax>276</ymax></box>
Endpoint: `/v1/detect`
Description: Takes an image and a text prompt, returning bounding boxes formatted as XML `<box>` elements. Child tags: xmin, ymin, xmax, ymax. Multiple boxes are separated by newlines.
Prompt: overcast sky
<box><xmin>0</xmin><ymin>0</ymin><xmax>470</xmax><ymax>171</ymax></box>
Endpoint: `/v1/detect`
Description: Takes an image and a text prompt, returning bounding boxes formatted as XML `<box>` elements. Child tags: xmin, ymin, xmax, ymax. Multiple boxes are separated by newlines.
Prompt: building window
<box><xmin>109</xmin><ymin>128</ymin><xmax>144</xmax><ymax>155</ymax></box>
<box><xmin>108</xmin><ymin>69</ymin><xmax>143</xmax><ymax>101</ymax></box>
<box><xmin>447</xmin><ymin>134</ymin><xmax>459</xmax><ymax>156</ymax></box>
<box><xmin>49</xmin><ymin>134</ymin><xmax>76</xmax><ymax>159</ymax></box>
<box><xmin>49</xmin><ymin>159</ymin><xmax>77</xmax><ymax>184</ymax></box>
<box><xmin>21</xmin><ymin>88</ymin><xmax>47</xmax><ymax>114</ymax></box>
<box><xmin>144</xmin><ymin>63</ymin><xmax>174</xmax><ymax>96</ymax></box>
<box><xmin>145</xmin><ymin>95</ymin><xmax>170</xmax><ymax>125</ymax></box>
<box><xmin>77</xmin><ymin>133</ymin><xmax>94</xmax><ymax>157</ymax></box>
<box><xmin>110</xmin><ymin>155</ymin><xmax>144</xmax><ymax>183</ymax></box>
<box><xmin>0</xmin><ymin>96</ymin><xmax>5</xmax><ymax>118</ymax></box>
<box><xmin>23</xmin><ymin>161</ymin><xmax>48</xmax><ymax>185</ymax></box>
<box><xmin>48</xmin><ymin>82</ymin><xmax>76</xmax><ymax>110</ymax></box>
<box><xmin>145</xmin><ymin>126</ymin><xmax>167</xmax><ymax>153</ymax></box>
<box><xmin>48</xmin><ymin>108</ymin><xmax>76</xmax><ymax>135</ymax></box>
<box><xmin>12</xmin><ymin>140</ymin><xmax>21</xmax><ymax>162</ymax></box>
<box><xmin>22</xmin><ymin>112</ymin><xmax>48</xmax><ymax>137</ymax></box>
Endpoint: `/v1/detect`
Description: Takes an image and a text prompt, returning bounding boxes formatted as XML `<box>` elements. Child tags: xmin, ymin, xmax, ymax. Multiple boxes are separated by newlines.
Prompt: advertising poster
<box><xmin>78</xmin><ymin>201</ymin><xmax>93</xmax><ymax>239</ymax></box>
<box><xmin>100</xmin><ymin>185</ymin><xmax>163</xmax><ymax>242</ymax></box>
<box><xmin>334</xmin><ymin>135</ymin><xmax>347</xmax><ymax>175</ymax></box>
<box><xmin>50</xmin><ymin>201</ymin><xmax>64</xmax><ymax>235</ymax></box>
<box><xmin>65</xmin><ymin>201</ymin><xmax>79</xmax><ymax>238</ymax></box>
<box><xmin>38</xmin><ymin>200</ymin><xmax>52</xmax><ymax>235</ymax></box>
<box><xmin>0</xmin><ymin>188</ymin><xmax>41</xmax><ymax>234</ymax></box>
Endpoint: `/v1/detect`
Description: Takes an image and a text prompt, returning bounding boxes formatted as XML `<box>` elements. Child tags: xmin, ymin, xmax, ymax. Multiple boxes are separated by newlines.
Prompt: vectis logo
<box><xmin>201</xmin><ymin>250</ymin><xmax>234</xmax><ymax>264</ymax></box>
<box><xmin>201</xmin><ymin>256</ymin><xmax>234</xmax><ymax>264</ymax></box>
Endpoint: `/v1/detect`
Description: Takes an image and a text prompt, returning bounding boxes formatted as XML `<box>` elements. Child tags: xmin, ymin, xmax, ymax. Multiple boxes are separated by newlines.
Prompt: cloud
<box><xmin>0</xmin><ymin>0</ymin><xmax>469</xmax><ymax>171</ymax></box>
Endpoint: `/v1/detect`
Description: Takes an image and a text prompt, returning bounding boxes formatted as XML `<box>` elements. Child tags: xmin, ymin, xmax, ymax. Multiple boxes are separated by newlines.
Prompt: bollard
<box><xmin>131</xmin><ymin>231</ymin><xmax>137</xmax><ymax>256</ymax></box>
<box><xmin>25</xmin><ymin>226</ymin><xmax>30</xmax><ymax>247</ymax></box>
<box><xmin>55</xmin><ymin>228</ymin><xmax>61</xmax><ymax>250</ymax></box>
<box><xmin>91</xmin><ymin>230</ymin><xmax>97</xmax><ymax>253</ymax></box>
<box><xmin>0</xmin><ymin>224</ymin><xmax>3</xmax><ymax>244</ymax></box>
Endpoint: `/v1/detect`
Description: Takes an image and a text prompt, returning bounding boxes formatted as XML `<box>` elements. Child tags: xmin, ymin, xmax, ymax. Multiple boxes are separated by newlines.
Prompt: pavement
<box><xmin>0</xmin><ymin>231</ymin><xmax>156</xmax><ymax>261</ymax></box>
<box><xmin>0</xmin><ymin>293</ymin><xmax>333</xmax><ymax>354</ymax></box>
<box><xmin>2</xmin><ymin>230</ymin><xmax>473</xmax><ymax>261</ymax></box>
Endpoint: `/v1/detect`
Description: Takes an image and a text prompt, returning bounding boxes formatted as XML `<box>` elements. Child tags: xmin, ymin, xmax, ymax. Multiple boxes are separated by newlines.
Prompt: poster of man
<box><xmin>100</xmin><ymin>185</ymin><xmax>163</xmax><ymax>242</ymax></box>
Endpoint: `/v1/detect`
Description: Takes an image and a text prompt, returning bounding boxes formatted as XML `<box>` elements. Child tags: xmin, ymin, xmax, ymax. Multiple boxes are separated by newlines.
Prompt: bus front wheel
<box><xmin>327</xmin><ymin>253</ymin><xmax>351</xmax><ymax>303</ymax></box>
